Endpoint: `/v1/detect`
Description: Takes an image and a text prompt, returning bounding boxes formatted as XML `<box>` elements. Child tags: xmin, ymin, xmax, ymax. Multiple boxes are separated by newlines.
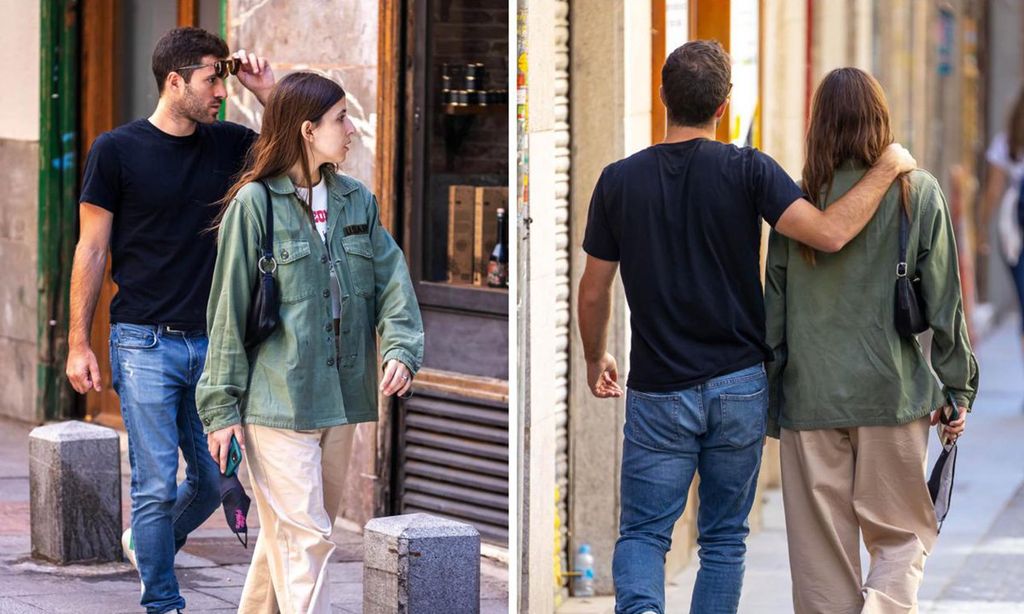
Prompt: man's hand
<box><xmin>931</xmin><ymin>405</ymin><xmax>968</xmax><ymax>443</ymax></box>
<box><xmin>233</xmin><ymin>49</ymin><xmax>275</xmax><ymax>104</ymax></box>
<box><xmin>586</xmin><ymin>353</ymin><xmax>623</xmax><ymax>398</ymax></box>
<box><xmin>879</xmin><ymin>142</ymin><xmax>917</xmax><ymax>176</ymax></box>
<box><xmin>66</xmin><ymin>345</ymin><xmax>102</xmax><ymax>393</ymax></box>
<box><xmin>380</xmin><ymin>359</ymin><xmax>413</xmax><ymax>398</ymax></box>
<box><xmin>208</xmin><ymin>424</ymin><xmax>246</xmax><ymax>474</ymax></box>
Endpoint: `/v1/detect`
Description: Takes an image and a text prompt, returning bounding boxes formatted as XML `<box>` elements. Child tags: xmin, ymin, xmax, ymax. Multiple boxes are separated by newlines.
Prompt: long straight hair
<box><xmin>216</xmin><ymin>72</ymin><xmax>346</xmax><ymax>230</ymax></box>
<box><xmin>801</xmin><ymin>67</ymin><xmax>910</xmax><ymax>264</ymax></box>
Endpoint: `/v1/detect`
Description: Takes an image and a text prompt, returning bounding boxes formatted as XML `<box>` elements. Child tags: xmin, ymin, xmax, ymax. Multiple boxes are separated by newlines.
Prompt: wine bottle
<box><xmin>487</xmin><ymin>208</ymin><xmax>509</xmax><ymax>288</ymax></box>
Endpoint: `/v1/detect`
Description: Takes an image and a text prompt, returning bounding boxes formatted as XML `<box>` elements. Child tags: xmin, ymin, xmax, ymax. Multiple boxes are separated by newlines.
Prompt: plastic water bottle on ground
<box><xmin>573</xmin><ymin>543</ymin><xmax>595</xmax><ymax>597</ymax></box>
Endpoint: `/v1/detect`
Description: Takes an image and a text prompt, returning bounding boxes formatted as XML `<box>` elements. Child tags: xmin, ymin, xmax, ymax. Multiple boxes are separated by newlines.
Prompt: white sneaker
<box><xmin>121</xmin><ymin>528</ymin><xmax>137</xmax><ymax>569</ymax></box>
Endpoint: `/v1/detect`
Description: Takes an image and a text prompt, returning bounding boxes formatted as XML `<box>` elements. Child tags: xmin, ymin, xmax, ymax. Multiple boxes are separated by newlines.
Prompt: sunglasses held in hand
<box><xmin>175</xmin><ymin>57</ymin><xmax>242</xmax><ymax>79</ymax></box>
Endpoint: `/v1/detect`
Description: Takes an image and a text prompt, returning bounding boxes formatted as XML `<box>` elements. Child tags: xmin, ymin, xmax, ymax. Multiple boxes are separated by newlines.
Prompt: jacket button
<box><xmin>327</xmin><ymin>358</ymin><xmax>335</xmax><ymax>367</ymax></box>
<box><xmin>323</xmin><ymin>289</ymin><xmax>330</xmax><ymax>298</ymax></box>
<box><xmin>281</xmin><ymin>249</ymin><xmax>290</xmax><ymax>259</ymax></box>
<box><xmin>320</xmin><ymin>255</ymin><xmax>328</xmax><ymax>264</ymax></box>
<box><xmin>325</xmin><ymin>322</ymin><xmax>332</xmax><ymax>332</ymax></box>
<box><xmin>202</xmin><ymin>418</ymin><xmax>210</xmax><ymax>426</ymax></box>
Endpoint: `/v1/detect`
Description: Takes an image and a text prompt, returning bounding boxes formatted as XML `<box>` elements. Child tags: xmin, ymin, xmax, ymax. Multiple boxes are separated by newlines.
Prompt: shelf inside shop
<box><xmin>443</xmin><ymin>103</ymin><xmax>508</xmax><ymax>116</ymax></box>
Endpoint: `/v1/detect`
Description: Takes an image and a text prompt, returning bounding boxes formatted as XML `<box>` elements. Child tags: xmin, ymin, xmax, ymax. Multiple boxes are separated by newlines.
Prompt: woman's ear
<box><xmin>300</xmin><ymin>120</ymin><xmax>315</xmax><ymax>142</ymax></box>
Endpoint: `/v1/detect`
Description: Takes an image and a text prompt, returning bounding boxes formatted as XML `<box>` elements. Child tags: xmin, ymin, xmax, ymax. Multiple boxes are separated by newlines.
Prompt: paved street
<box><xmin>0</xmin><ymin>417</ymin><xmax>508</xmax><ymax>613</ymax></box>
<box><xmin>664</xmin><ymin>316</ymin><xmax>1024</xmax><ymax>613</ymax></box>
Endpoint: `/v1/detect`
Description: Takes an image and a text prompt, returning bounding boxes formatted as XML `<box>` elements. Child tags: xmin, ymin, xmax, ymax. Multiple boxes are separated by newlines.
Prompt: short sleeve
<box><xmin>222</xmin><ymin>120</ymin><xmax>258</xmax><ymax>161</ymax></box>
<box><xmin>986</xmin><ymin>132</ymin><xmax>1013</xmax><ymax>172</ymax></box>
<box><xmin>239</xmin><ymin>126</ymin><xmax>258</xmax><ymax>157</ymax></box>
<box><xmin>747</xmin><ymin>150</ymin><xmax>803</xmax><ymax>227</ymax></box>
<box><xmin>79</xmin><ymin>133</ymin><xmax>122</xmax><ymax>213</ymax></box>
<box><xmin>582</xmin><ymin>167</ymin><xmax>619</xmax><ymax>261</ymax></box>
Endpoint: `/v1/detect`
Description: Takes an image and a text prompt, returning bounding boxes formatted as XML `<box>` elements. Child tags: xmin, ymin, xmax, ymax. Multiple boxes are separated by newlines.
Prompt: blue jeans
<box><xmin>110</xmin><ymin>324</ymin><xmax>222</xmax><ymax>614</ymax></box>
<box><xmin>613</xmin><ymin>363</ymin><xmax>768</xmax><ymax>614</ymax></box>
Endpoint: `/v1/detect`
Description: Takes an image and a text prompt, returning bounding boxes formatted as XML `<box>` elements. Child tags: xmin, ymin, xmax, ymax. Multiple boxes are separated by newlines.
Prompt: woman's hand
<box><xmin>208</xmin><ymin>424</ymin><xmax>246</xmax><ymax>474</ymax></box>
<box><xmin>381</xmin><ymin>360</ymin><xmax>413</xmax><ymax>398</ymax></box>
<box><xmin>931</xmin><ymin>406</ymin><xmax>968</xmax><ymax>442</ymax></box>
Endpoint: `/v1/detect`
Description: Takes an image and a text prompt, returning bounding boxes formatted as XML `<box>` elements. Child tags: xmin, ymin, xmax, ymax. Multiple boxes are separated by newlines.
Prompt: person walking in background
<box><xmin>197</xmin><ymin>71</ymin><xmax>424</xmax><ymax>614</ymax></box>
<box><xmin>577</xmin><ymin>40</ymin><xmax>917</xmax><ymax>614</ymax></box>
<box><xmin>65</xmin><ymin>27</ymin><xmax>274</xmax><ymax>614</ymax></box>
<box><xmin>980</xmin><ymin>86</ymin><xmax>1024</xmax><ymax>402</ymax></box>
<box><xmin>765</xmin><ymin>67</ymin><xmax>978</xmax><ymax>614</ymax></box>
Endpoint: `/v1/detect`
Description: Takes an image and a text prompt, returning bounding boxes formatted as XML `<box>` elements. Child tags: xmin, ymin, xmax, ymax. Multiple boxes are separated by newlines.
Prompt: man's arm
<box><xmin>577</xmin><ymin>255</ymin><xmax>623</xmax><ymax>398</ymax></box>
<box><xmin>66</xmin><ymin>203</ymin><xmax>113</xmax><ymax>393</ymax></box>
<box><xmin>774</xmin><ymin>143</ymin><xmax>916</xmax><ymax>253</ymax></box>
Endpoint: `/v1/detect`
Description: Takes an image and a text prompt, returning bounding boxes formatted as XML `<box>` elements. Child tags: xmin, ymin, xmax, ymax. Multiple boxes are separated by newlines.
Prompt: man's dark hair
<box><xmin>152</xmin><ymin>27</ymin><xmax>229</xmax><ymax>93</ymax></box>
<box><xmin>661</xmin><ymin>40</ymin><xmax>732</xmax><ymax>127</ymax></box>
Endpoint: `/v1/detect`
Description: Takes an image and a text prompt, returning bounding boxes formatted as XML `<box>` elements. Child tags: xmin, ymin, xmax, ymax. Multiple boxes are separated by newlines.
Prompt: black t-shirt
<box><xmin>583</xmin><ymin>138</ymin><xmax>803</xmax><ymax>392</ymax></box>
<box><xmin>80</xmin><ymin>119</ymin><xmax>257</xmax><ymax>328</ymax></box>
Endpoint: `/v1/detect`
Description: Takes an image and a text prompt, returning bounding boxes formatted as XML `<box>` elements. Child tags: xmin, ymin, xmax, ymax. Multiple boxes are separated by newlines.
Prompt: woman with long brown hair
<box><xmin>979</xmin><ymin>87</ymin><xmax>1024</xmax><ymax>395</ymax></box>
<box><xmin>764</xmin><ymin>67</ymin><xmax>977</xmax><ymax>613</ymax></box>
<box><xmin>196</xmin><ymin>71</ymin><xmax>423</xmax><ymax>613</ymax></box>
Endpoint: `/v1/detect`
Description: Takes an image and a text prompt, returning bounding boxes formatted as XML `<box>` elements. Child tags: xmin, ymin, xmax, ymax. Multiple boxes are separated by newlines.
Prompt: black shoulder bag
<box><xmin>894</xmin><ymin>198</ymin><xmax>928</xmax><ymax>337</ymax></box>
<box><xmin>243</xmin><ymin>181</ymin><xmax>280</xmax><ymax>350</ymax></box>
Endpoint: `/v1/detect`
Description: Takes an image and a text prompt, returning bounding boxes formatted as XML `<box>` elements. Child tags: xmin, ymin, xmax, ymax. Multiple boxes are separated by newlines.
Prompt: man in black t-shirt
<box><xmin>66</xmin><ymin>28</ymin><xmax>273</xmax><ymax>614</ymax></box>
<box><xmin>577</xmin><ymin>41</ymin><xmax>916</xmax><ymax>614</ymax></box>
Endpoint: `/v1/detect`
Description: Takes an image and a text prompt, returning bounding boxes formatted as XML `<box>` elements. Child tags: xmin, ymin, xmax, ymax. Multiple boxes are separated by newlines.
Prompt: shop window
<box><xmin>418</xmin><ymin>0</ymin><xmax>510</xmax><ymax>296</ymax></box>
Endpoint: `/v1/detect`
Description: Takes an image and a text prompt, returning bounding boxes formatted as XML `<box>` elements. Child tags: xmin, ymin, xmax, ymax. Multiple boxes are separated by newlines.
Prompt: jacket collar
<box><xmin>266</xmin><ymin>170</ymin><xmax>361</xmax><ymax>197</ymax></box>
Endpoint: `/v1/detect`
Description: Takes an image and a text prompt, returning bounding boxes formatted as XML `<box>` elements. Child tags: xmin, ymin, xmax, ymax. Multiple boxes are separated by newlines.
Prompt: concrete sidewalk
<box><xmin>664</xmin><ymin>316</ymin><xmax>1024</xmax><ymax>613</ymax></box>
<box><xmin>0</xmin><ymin>416</ymin><xmax>508</xmax><ymax>613</ymax></box>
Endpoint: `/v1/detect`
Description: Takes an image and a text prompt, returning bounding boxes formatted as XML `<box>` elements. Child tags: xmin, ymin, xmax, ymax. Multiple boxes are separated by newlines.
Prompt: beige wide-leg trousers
<box><xmin>237</xmin><ymin>423</ymin><xmax>357</xmax><ymax>614</ymax></box>
<box><xmin>780</xmin><ymin>416</ymin><xmax>938</xmax><ymax>614</ymax></box>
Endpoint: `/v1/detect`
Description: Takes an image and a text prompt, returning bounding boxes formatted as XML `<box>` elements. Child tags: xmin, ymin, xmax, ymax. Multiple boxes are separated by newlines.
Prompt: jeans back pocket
<box><xmin>718</xmin><ymin>385</ymin><xmax>768</xmax><ymax>448</ymax></box>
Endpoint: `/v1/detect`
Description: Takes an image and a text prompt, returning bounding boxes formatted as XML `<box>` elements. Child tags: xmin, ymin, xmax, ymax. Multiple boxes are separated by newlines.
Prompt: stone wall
<box><xmin>0</xmin><ymin>0</ymin><xmax>40</xmax><ymax>423</ymax></box>
<box><xmin>225</xmin><ymin>0</ymin><xmax>381</xmax><ymax>526</ymax></box>
<box><xmin>0</xmin><ymin>141</ymin><xmax>40</xmax><ymax>424</ymax></box>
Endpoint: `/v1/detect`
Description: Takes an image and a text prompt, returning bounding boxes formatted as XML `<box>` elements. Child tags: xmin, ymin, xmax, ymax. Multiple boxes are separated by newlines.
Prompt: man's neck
<box><xmin>663</xmin><ymin>121</ymin><xmax>717</xmax><ymax>145</ymax></box>
<box><xmin>148</xmin><ymin>99</ymin><xmax>198</xmax><ymax>137</ymax></box>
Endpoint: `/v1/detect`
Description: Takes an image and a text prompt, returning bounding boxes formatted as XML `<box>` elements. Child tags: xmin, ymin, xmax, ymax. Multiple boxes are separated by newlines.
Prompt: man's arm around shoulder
<box><xmin>66</xmin><ymin>203</ymin><xmax>112</xmax><ymax>393</ymax></box>
<box><xmin>774</xmin><ymin>143</ymin><xmax>916</xmax><ymax>252</ymax></box>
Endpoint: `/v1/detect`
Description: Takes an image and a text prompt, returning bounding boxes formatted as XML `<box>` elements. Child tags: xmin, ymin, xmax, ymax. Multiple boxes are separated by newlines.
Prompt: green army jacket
<box><xmin>196</xmin><ymin>172</ymin><xmax>424</xmax><ymax>433</ymax></box>
<box><xmin>765</xmin><ymin>167</ymin><xmax>979</xmax><ymax>437</ymax></box>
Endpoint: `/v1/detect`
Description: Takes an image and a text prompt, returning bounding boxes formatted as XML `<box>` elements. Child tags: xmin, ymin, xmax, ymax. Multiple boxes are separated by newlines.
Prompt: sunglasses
<box><xmin>174</xmin><ymin>57</ymin><xmax>242</xmax><ymax>80</ymax></box>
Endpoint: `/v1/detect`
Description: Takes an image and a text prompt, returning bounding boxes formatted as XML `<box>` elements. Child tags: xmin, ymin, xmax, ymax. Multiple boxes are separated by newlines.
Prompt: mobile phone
<box><xmin>225</xmin><ymin>435</ymin><xmax>243</xmax><ymax>477</ymax></box>
<box><xmin>939</xmin><ymin>392</ymin><xmax>961</xmax><ymax>447</ymax></box>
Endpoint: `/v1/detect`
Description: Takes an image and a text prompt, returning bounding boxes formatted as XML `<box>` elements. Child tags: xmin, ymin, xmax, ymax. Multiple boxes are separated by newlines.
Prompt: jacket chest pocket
<box><xmin>275</xmin><ymin>239</ymin><xmax>316</xmax><ymax>303</ymax></box>
<box><xmin>341</xmin><ymin>234</ymin><xmax>374</xmax><ymax>298</ymax></box>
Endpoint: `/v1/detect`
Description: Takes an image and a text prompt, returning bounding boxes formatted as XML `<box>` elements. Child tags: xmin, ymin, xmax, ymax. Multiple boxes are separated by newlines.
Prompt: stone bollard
<box><xmin>29</xmin><ymin>421</ymin><xmax>122</xmax><ymax>564</ymax></box>
<box><xmin>364</xmin><ymin>513</ymin><xmax>481</xmax><ymax>614</ymax></box>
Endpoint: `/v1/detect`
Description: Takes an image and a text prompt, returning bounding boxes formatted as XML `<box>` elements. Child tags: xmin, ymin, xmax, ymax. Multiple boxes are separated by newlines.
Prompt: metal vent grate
<box><xmin>397</xmin><ymin>390</ymin><xmax>509</xmax><ymax>545</ymax></box>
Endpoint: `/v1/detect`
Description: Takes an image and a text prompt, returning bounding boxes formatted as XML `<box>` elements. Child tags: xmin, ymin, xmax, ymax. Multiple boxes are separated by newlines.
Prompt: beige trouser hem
<box><xmin>781</xmin><ymin>416</ymin><xmax>938</xmax><ymax>614</ymax></box>
<box><xmin>238</xmin><ymin>423</ymin><xmax>356</xmax><ymax>614</ymax></box>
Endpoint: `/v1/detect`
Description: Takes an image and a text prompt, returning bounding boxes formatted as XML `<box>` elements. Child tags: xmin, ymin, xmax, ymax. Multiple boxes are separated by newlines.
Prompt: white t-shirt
<box><xmin>296</xmin><ymin>179</ymin><xmax>342</xmax><ymax>319</ymax></box>
<box><xmin>986</xmin><ymin>132</ymin><xmax>1024</xmax><ymax>183</ymax></box>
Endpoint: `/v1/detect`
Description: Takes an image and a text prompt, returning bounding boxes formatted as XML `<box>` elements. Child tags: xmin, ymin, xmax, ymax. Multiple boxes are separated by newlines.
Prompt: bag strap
<box><xmin>257</xmin><ymin>181</ymin><xmax>276</xmax><ymax>274</ymax></box>
<box><xmin>896</xmin><ymin>180</ymin><xmax>911</xmax><ymax>279</ymax></box>
<box><xmin>897</xmin><ymin>205</ymin><xmax>909</xmax><ymax>278</ymax></box>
